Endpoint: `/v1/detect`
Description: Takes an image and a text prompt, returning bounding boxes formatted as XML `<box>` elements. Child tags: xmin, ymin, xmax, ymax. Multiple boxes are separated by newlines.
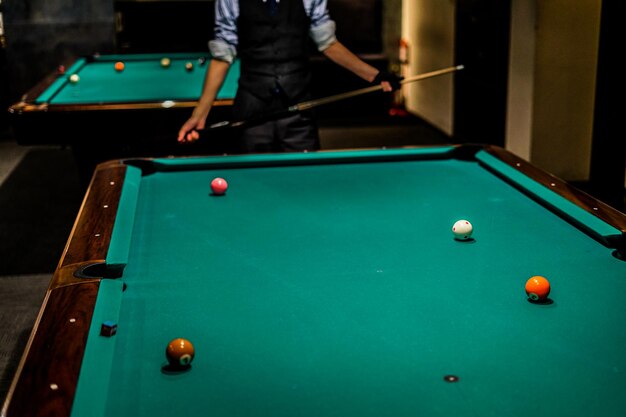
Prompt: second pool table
<box><xmin>3</xmin><ymin>145</ymin><xmax>626</xmax><ymax>417</ymax></box>
<box><xmin>8</xmin><ymin>53</ymin><xmax>241</xmax><ymax>177</ymax></box>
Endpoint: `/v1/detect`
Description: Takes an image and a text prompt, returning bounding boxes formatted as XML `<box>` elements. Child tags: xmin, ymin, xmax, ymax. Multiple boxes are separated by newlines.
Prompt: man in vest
<box><xmin>178</xmin><ymin>0</ymin><xmax>401</xmax><ymax>152</ymax></box>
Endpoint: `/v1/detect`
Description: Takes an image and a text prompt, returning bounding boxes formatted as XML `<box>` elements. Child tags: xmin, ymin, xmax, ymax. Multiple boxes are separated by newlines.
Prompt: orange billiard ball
<box><xmin>114</xmin><ymin>61</ymin><xmax>125</xmax><ymax>71</ymax></box>
<box><xmin>166</xmin><ymin>338</ymin><xmax>195</xmax><ymax>367</ymax></box>
<box><xmin>525</xmin><ymin>276</ymin><xmax>551</xmax><ymax>302</ymax></box>
<box><xmin>211</xmin><ymin>177</ymin><xmax>228</xmax><ymax>195</ymax></box>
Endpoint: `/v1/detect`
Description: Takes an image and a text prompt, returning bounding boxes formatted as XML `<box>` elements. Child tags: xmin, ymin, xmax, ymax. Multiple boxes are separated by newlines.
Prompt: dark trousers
<box><xmin>233</xmin><ymin>88</ymin><xmax>320</xmax><ymax>153</ymax></box>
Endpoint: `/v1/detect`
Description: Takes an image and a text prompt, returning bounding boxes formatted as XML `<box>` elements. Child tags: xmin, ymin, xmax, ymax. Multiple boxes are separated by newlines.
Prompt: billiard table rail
<box><xmin>1</xmin><ymin>160</ymin><xmax>133</xmax><ymax>417</ymax></box>
<box><xmin>1</xmin><ymin>279</ymin><xmax>102</xmax><ymax>417</ymax></box>
<box><xmin>9</xmin><ymin>99</ymin><xmax>232</xmax><ymax>114</ymax></box>
<box><xmin>58</xmin><ymin>162</ymin><xmax>130</xmax><ymax>280</ymax></box>
<box><xmin>479</xmin><ymin>145</ymin><xmax>626</xmax><ymax>260</ymax></box>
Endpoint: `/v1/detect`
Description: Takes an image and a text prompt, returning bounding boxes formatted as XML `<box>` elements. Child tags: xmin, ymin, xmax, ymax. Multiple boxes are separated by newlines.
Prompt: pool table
<box><xmin>3</xmin><ymin>145</ymin><xmax>626</xmax><ymax>417</ymax></box>
<box><xmin>8</xmin><ymin>52</ymin><xmax>240</xmax><ymax>177</ymax></box>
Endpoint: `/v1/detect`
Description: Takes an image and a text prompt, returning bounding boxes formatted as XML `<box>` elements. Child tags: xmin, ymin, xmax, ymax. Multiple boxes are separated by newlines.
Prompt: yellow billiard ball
<box><xmin>160</xmin><ymin>57</ymin><xmax>171</xmax><ymax>68</ymax></box>
<box><xmin>185</xmin><ymin>62</ymin><xmax>194</xmax><ymax>71</ymax></box>
<box><xmin>166</xmin><ymin>338</ymin><xmax>195</xmax><ymax>367</ymax></box>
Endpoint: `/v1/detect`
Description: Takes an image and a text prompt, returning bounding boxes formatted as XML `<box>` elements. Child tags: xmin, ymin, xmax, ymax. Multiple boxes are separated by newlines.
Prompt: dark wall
<box><xmin>1</xmin><ymin>21</ymin><xmax>9</xmax><ymax>131</ymax></box>
<box><xmin>3</xmin><ymin>0</ymin><xmax>115</xmax><ymax>103</ymax></box>
<box><xmin>114</xmin><ymin>0</ymin><xmax>383</xmax><ymax>55</ymax></box>
<box><xmin>589</xmin><ymin>0</ymin><xmax>625</xmax><ymax>210</ymax></box>
<box><xmin>453</xmin><ymin>0</ymin><xmax>510</xmax><ymax>146</ymax></box>
<box><xmin>328</xmin><ymin>0</ymin><xmax>382</xmax><ymax>54</ymax></box>
<box><xmin>115</xmin><ymin>1</ymin><xmax>214</xmax><ymax>53</ymax></box>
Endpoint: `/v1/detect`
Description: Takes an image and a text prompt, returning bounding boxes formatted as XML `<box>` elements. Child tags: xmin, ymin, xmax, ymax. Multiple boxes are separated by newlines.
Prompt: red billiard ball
<box><xmin>525</xmin><ymin>276</ymin><xmax>551</xmax><ymax>302</ymax></box>
<box><xmin>211</xmin><ymin>177</ymin><xmax>228</xmax><ymax>195</ymax></box>
<box><xmin>166</xmin><ymin>338</ymin><xmax>195</xmax><ymax>367</ymax></box>
<box><xmin>114</xmin><ymin>61</ymin><xmax>125</xmax><ymax>71</ymax></box>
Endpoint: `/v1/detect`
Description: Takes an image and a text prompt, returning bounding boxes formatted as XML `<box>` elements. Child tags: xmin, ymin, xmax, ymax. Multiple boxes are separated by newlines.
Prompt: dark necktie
<box><xmin>267</xmin><ymin>0</ymin><xmax>278</xmax><ymax>16</ymax></box>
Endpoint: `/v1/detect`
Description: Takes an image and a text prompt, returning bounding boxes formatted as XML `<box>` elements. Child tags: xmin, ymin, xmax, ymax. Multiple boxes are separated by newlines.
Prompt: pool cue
<box><xmin>291</xmin><ymin>64</ymin><xmax>464</xmax><ymax>112</ymax></box>
<box><xmin>198</xmin><ymin>65</ymin><xmax>464</xmax><ymax>135</ymax></box>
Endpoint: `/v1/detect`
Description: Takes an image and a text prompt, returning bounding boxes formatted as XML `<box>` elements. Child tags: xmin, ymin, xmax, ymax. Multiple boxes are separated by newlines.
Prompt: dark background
<box><xmin>0</xmin><ymin>0</ymin><xmax>389</xmax><ymax>118</ymax></box>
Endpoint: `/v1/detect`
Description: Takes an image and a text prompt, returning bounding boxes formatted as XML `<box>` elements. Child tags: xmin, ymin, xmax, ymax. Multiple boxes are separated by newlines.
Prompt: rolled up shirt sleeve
<box><xmin>209</xmin><ymin>40</ymin><xmax>237</xmax><ymax>64</ymax></box>
<box><xmin>307</xmin><ymin>0</ymin><xmax>337</xmax><ymax>51</ymax></box>
<box><xmin>210</xmin><ymin>0</ymin><xmax>239</xmax><ymax>63</ymax></box>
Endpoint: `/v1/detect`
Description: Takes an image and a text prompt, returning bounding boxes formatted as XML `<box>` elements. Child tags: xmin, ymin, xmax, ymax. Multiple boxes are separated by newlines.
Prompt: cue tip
<box><xmin>456</xmin><ymin>65</ymin><xmax>465</xmax><ymax>70</ymax></box>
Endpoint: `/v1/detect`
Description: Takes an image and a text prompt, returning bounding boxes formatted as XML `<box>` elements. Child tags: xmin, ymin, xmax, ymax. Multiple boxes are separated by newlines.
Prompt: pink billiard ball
<box><xmin>211</xmin><ymin>177</ymin><xmax>228</xmax><ymax>195</ymax></box>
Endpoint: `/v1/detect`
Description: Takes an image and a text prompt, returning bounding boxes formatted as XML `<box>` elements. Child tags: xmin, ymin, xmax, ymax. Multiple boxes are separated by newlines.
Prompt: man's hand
<box><xmin>177</xmin><ymin>112</ymin><xmax>208</xmax><ymax>143</ymax></box>
<box><xmin>178</xmin><ymin>59</ymin><xmax>231</xmax><ymax>143</ymax></box>
<box><xmin>372</xmin><ymin>71</ymin><xmax>404</xmax><ymax>92</ymax></box>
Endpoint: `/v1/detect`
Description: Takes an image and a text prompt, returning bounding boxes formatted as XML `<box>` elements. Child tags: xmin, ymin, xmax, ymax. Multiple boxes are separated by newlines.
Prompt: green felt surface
<box><xmin>72</xmin><ymin>149</ymin><xmax>626</xmax><ymax>417</ymax></box>
<box><xmin>37</xmin><ymin>53</ymin><xmax>240</xmax><ymax>105</ymax></box>
<box><xmin>71</xmin><ymin>280</ymin><xmax>124</xmax><ymax>417</ymax></box>
<box><xmin>107</xmin><ymin>165</ymin><xmax>142</xmax><ymax>268</ymax></box>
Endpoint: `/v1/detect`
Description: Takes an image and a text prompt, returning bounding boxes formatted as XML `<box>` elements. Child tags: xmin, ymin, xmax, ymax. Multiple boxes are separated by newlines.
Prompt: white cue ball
<box><xmin>69</xmin><ymin>74</ymin><xmax>80</xmax><ymax>83</ymax></box>
<box><xmin>452</xmin><ymin>219</ymin><xmax>473</xmax><ymax>240</ymax></box>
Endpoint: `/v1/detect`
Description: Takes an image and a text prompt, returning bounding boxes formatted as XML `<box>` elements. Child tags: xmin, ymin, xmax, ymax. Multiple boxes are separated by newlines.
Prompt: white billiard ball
<box><xmin>452</xmin><ymin>219</ymin><xmax>473</xmax><ymax>240</ymax></box>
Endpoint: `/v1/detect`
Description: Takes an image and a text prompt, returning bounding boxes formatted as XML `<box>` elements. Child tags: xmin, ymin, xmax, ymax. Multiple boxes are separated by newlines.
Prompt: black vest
<box><xmin>237</xmin><ymin>0</ymin><xmax>312</xmax><ymax>102</ymax></box>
